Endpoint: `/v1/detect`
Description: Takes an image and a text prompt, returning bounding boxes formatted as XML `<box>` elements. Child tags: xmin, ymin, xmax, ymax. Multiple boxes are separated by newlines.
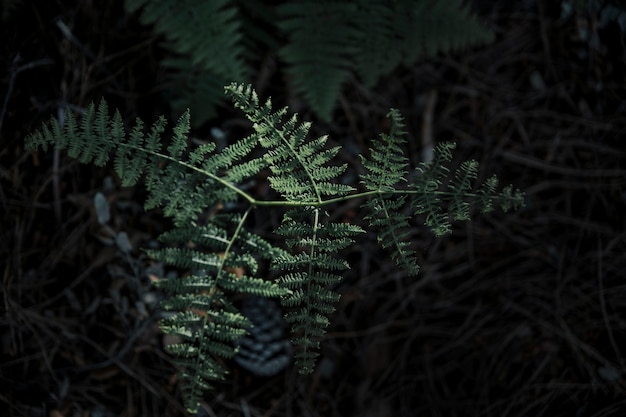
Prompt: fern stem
<box><xmin>261</xmin><ymin>189</ymin><xmax>490</xmax><ymax>207</ymax></box>
<box><xmin>303</xmin><ymin>207</ymin><xmax>321</xmax><ymax>361</ymax></box>
<box><xmin>214</xmin><ymin>206</ymin><xmax>253</xmax><ymax>289</ymax></box>
<box><xmin>272</xmin><ymin>124</ymin><xmax>323</xmax><ymax>204</ymax></box>
<box><xmin>116</xmin><ymin>141</ymin><xmax>258</xmax><ymax>204</ymax></box>
<box><xmin>182</xmin><ymin>206</ymin><xmax>252</xmax><ymax>409</ymax></box>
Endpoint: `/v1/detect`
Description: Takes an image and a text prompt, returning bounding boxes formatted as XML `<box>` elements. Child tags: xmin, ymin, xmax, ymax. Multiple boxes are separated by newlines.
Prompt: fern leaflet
<box><xmin>225</xmin><ymin>82</ymin><xmax>364</xmax><ymax>373</ymax></box>
<box><xmin>362</xmin><ymin>110</ymin><xmax>524</xmax><ymax>274</ymax></box>
<box><xmin>361</xmin><ymin>108</ymin><xmax>420</xmax><ymax>275</ymax></box>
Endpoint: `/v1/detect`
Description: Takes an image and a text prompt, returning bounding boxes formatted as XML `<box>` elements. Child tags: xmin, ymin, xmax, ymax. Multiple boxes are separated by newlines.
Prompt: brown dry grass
<box><xmin>1</xmin><ymin>1</ymin><xmax>625</xmax><ymax>417</ymax></box>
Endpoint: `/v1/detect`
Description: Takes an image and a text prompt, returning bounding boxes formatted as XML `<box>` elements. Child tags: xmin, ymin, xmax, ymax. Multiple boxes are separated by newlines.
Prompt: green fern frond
<box><xmin>225</xmin><ymin>82</ymin><xmax>354</xmax><ymax>203</ymax></box>
<box><xmin>409</xmin><ymin>142</ymin><xmax>525</xmax><ymax>236</ymax></box>
<box><xmin>27</xmin><ymin>99</ymin><xmax>267</xmax><ymax>226</ymax></box>
<box><xmin>360</xmin><ymin>108</ymin><xmax>409</xmax><ymax>189</ymax></box>
<box><xmin>361</xmin><ymin>110</ymin><xmax>524</xmax><ymax>274</ymax></box>
<box><xmin>361</xmin><ymin>108</ymin><xmax>420</xmax><ymax>275</ymax></box>
<box><xmin>25</xmin><ymin>95</ymin><xmax>284</xmax><ymax>411</ymax></box>
<box><xmin>404</xmin><ymin>0</ymin><xmax>494</xmax><ymax>61</ymax></box>
<box><xmin>158</xmin><ymin>300</ymin><xmax>247</xmax><ymax>411</ymax></box>
<box><xmin>162</xmin><ymin>58</ymin><xmax>229</xmax><ymax>128</ymax></box>
<box><xmin>353</xmin><ymin>0</ymin><xmax>494</xmax><ymax>87</ymax></box>
<box><xmin>447</xmin><ymin>160</ymin><xmax>479</xmax><ymax>221</ymax></box>
<box><xmin>26</xmin><ymin>83</ymin><xmax>524</xmax><ymax>413</ymax></box>
<box><xmin>277</xmin><ymin>1</ymin><xmax>359</xmax><ymax>122</ymax></box>
<box><xmin>149</xmin><ymin>210</ymin><xmax>289</xmax><ymax>412</ymax></box>
<box><xmin>276</xmin><ymin>0</ymin><xmax>493</xmax><ymax>118</ymax></box>
<box><xmin>410</xmin><ymin>142</ymin><xmax>455</xmax><ymax>236</ymax></box>
<box><xmin>225</xmin><ymin>84</ymin><xmax>365</xmax><ymax>372</ymax></box>
<box><xmin>125</xmin><ymin>0</ymin><xmax>248</xmax><ymax>126</ymax></box>
<box><xmin>351</xmin><ymin>0</ymin><xmax>403</xmax><ymax>87</ymax></box>
<box><xmin>273</xmin><ymin>207</ymin><xmax>361</xmax><ymax>374</ymax></box>
<box><xmin>126</xmin><ymin>0</ymin><xmax>246</xmax><ymax>81</ymax></box>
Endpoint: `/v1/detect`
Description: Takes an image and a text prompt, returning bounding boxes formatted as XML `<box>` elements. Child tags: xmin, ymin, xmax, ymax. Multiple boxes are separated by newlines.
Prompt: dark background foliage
<box><xmin>1</xmin><ymin>1</ymin><xmax>625</xmax><ymax>416</ymax></box>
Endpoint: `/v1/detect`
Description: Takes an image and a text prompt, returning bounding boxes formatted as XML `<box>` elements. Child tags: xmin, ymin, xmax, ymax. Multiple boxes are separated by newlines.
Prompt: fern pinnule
<box><xmin>498</xmin><ymin>184</ymin><xmax>525</xmax><ymax>212</ymax></box>
<box><xmin>360</xmin><ymin>109</ymin><xmax>409</xmax><ymax>189</ymax></box>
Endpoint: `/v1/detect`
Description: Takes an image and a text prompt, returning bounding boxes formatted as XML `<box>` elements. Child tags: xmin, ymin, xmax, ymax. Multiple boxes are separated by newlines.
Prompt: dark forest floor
<box><xmin>1</xmin><ymin>1</ymin><xmax>626</xmax><ymax>416</ymax></box>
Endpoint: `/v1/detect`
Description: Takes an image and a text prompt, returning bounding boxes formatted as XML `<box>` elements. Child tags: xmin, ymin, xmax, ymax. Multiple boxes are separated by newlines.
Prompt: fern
<box><xmin>278</xmin><ymin>0</ymin><xmax>494</xmax><ymax>120</ymax></box>
<box><xmin>399</xmin><ymin>0</ymin><xmax>494</xmax><ymax>63</ymax></box>
<box><xmin>162</xmin><ymin>58</ymin><xmax>230</xmax><ymax>128</ymax></box>
<box><xmin>361</xmin><ymin>112</ymin><xmax>523</xmax><ymax>275</ymax></box>
<box><xmin>26</xmin><ymin>83</ymin><xmax>523</xmax><ymax>414</ymax></box>
<box><xmin>126</xmin><ymin>0</ymin><xmax>246</xmax><ymax>81</ymax></box>
<box><xmin>123</xmin><ymin>0</ymin><xmax>493</xmax><ymax>124</ymax></box>
<box><xmin>277</xmin><ymin>1</ymin><xmax>359</xmax><ymax>122</ymax></box>
<box><xmin>125</xmin><ymin>0</ymin><xmax>248</xmax><ymax>126</ymax></box>
<box><xmin>224</xmin><ymin>84</ymin><xmax>364</xmax><ymax>372</ymax></box>
<box><xmin>26</xmin><ymin>96</ymin><xmax>285</xmax><ymax>413</ymax></box>
<box><xmin>353</xmin><ymin>0</ymin><xmax>494</xmax><ymax>87</ymax></box>
<box><xmin>360</xmin><ymin>108</ymin><xmax>420</xmax><ymax>275</ymax></box>
<box><xmin>148</xmin><ymin>215</ymin><xmax>287</xmax><ymax>410</ymax></box>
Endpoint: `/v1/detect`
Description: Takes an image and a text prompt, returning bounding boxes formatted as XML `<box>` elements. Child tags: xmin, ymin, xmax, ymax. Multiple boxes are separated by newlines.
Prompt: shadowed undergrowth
<box><xmin>1</xmin><ymin>1</ymin><xmax>625</xmax><ymax>416</ymax></box>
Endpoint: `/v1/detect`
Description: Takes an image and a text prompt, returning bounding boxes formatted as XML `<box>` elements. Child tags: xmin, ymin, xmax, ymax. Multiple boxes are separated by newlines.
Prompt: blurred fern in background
<box><xmin>124</xmin><ymin>0</ymin><xmax>493</xmax><ymax>125</ymax></box>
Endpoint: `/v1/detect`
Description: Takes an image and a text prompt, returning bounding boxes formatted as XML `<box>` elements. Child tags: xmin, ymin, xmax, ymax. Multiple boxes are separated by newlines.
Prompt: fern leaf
<box><xmin>365</xmin><ymin>195</ymin><xmax>419</xmax><ymax>275</ymax></box>
<box><xmin>276</xmin><ymin>0</ymin><xmax>492</xmax><ymax>118</ymax></box>
<box><xmin>51</xmin><ymin>104</ymin><xmax>251</xmax><ymax>226</ymax></box>
<box><xmin>409</xmin><ymin>141</ymin><xmax>525</xmax><ymax>237</ymax></box>
<box><xmin>126</xmin><ymin>0</ymin><xmax>246</xmax><ymax>81</ymax></box>
<box><xmin>225</xmin><ymin>82</ymin><xmax>355</xmax><ymax>203</ymax></box>
<box><xmin>354</xmin><ymin>0</ymin><xmax>494</xmax><ymax>87</ymax></box>
<box><xmin>277</xmin><ymin>1</ymin><xmax>359</xmax><ymax>121</ymax></box>
<box><xmin>225</xmin><ymin>83</ymin><xmax>367</xmax><ymax>372</ymax></box>
<box><xmin>404</xmin><ymin>0</ymin><xmax>494</xmax><ymax>61</ymax></box>
<box><xmin>499</xmin><ymin>184</ymin><xmax>525</xmax><ymax>212</ymax></box>
<box><xmin>410</xmin><ymin>142</ymin><xmax>455</xmax><ymax>236</ymax></box>
<box><xmin>272</xmin><ymin>207</ymin><xmax>361</xmax><ymax>374</ymax></box>
<box><xmin>125</xmin><ymin>0</ymin><xmax>247</xmax><ymax>126</ymax></box>
<box><xmin>352</xmin><ymin>0</ymin><xmax>407</xmax><ymax>87</ymax></box>
<box><xmin>151</xmin><ymin>210</ymin><xmax>289</xmax><ymax>413</ymax></box>
<box><xmin>361</xmin><ymin>109</ymin><xmax>420</xmax><ymax>275</ymax></box>
<box><xmin>163</xmin><ymin>58</ymin><xmax>229</xmax><ymax>127</ymax></box>
<box><xmin>448</xmin><ymin>160</ymin><xmax>479</xmax><ymax>221</ymax></box>
<box><xmin>26</xmin><ymin>83</ymin><xmax>524</xmax><ymax>413</ymax></box>
<box><xmin>411</xmin><ymin>141</ymin><xmax>526</xmax><ymax>236</ymax></box>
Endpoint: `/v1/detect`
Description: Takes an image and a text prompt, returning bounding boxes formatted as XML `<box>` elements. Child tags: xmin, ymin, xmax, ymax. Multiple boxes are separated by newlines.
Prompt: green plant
<box><xmin>125</xmin><ymin>0</ymin><xmax>493</xmax><ymax>124</ymax></box>
<box><xmin>26</xmin><ymin>83</ymin><xmax>523</xmax><ymax>413</ymax></box>
<box><xmin>277</xmin><ymin>0</ymin><xmax>494</xmax><ymax>120</ymax></box>
<box><xmin>125</xmin><ymin>0</ymin><xmax>247</xmax><ymax>125</ymax></box>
